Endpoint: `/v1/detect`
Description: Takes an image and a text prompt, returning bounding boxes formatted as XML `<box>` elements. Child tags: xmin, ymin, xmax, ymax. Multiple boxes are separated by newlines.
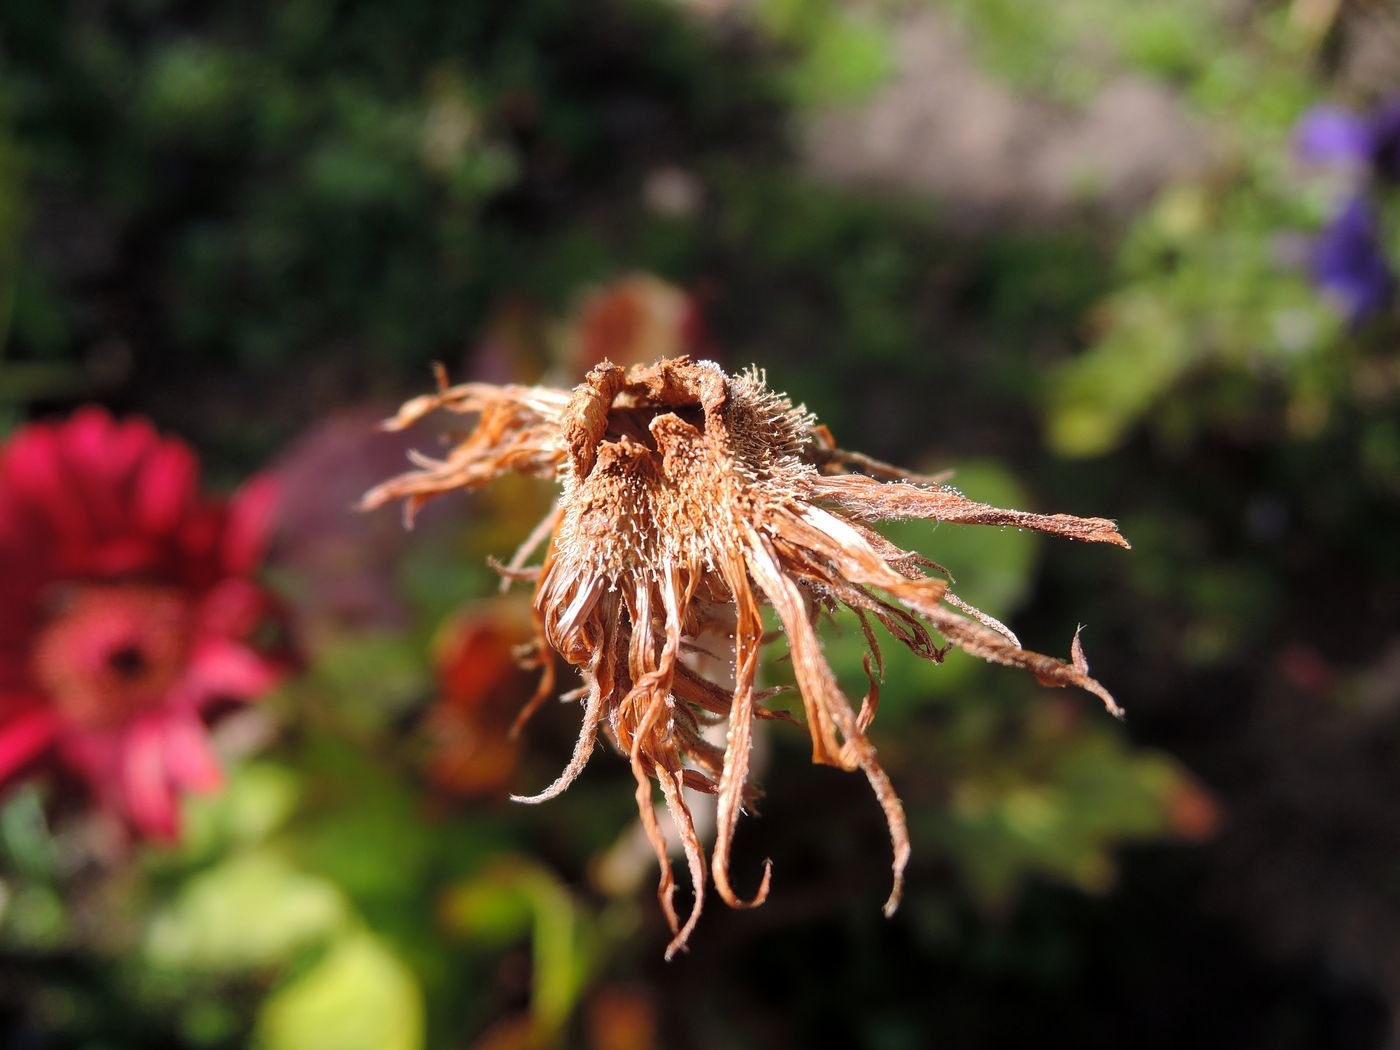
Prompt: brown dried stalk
<box><xmin>363</xmin><ymin>357</ymin><xmax>1128</xmax><ymax>958</ymax></box>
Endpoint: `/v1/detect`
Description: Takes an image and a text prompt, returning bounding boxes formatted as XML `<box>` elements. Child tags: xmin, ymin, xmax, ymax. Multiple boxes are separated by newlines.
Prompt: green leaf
<box><xmin>0</xmin><ymin>883</ymin><xmax>68</xmax><ymax>949</ymax></box>
<box><xmin>756</xmin><ymin>0</ymin><xmax>893</xmax><ymax>105</ymax></box>
<box><xmin>138</xmin><ymin>41</ymin><xmax>245</xmax><ymax>136</ymax></box>
<box><xmin>0</xmin><ymin>786</ymin><xmax>57</xmax><ymax>878</ymax></box>
<box><xmin>145</xmin><ymin>850</ymin><xmax>348</xmax><ymax>973</ymax></box>
<box><xmin>441</xmin><ymin>859</ymin><xmax>597</xmax><ymax>1033</ymax></box>
<box><xmin>294</xmin><ymin>741</ymin><xmax>437</xmax><ymax>908</ymax></box>
<box><xmin>306</xmin><ymin>632</ymin><xmax>431</xmax><ymax>734</ymax></box>
<box><xmin>919</xmin><ymin>716</ymin><xmax>1197</xmax><ymax>908</ymax></box>
<box><xmin>787</xmin><ymin>17</ymin><xmax>891</xmax><ymax>105</ymax></box>
<box><xmin>254</xmin><ymin>932</ymin><xmax>425</xmax><ymax>1050</ymax></box>
<box><xmin>180</xmin><ymin>762</ymin><xmax>302</xmax><ymax>858</ymax></box>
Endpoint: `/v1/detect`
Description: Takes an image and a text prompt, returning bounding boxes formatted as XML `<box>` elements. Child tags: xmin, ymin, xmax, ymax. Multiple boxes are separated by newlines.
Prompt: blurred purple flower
<box><xmin>1295</xmin><ymin>101</ymin><xmax>1400</xmax><ymax>182</ymax></box>
<box><xmin>268</xmin><ymin>407</ymin><xmax>429</xmax><ymax>640</ymax></box>
<box><xmin>1309</xmin><ymin>197</ymin><xmax>1393</xmax><ymax>323</ymax></box>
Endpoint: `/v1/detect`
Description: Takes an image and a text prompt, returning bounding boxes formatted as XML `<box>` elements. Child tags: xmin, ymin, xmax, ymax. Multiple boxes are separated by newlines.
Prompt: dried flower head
<box><xmin>364</xmin><ymin>357</ymin><xmax>1128</xmax><ymax>956</ymax></box>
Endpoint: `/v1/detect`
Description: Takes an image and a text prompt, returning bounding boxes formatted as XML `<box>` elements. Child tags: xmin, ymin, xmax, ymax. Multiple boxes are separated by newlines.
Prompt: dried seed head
<box><xmin>364</xmin><ymin>357</ymin><xmax>1129</xmax><ymax>957</ymax></box>
<box><xmin>551</xmin><ymin>359</ymin><xmax>808</xmax><ymax>575</ymax></box>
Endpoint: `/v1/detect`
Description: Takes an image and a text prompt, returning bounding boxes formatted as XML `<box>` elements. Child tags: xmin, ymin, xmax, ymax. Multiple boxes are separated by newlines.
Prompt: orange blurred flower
<box><xmin>428</xmin><ymin>604</ymin><xmax>536</xmax><ymax>799</ymax></box>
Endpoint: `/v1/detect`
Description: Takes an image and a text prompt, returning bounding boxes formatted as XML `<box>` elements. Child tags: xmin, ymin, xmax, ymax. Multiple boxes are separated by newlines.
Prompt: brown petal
<box><xmin>745</xmin><ymin>528</ymin><xmax>910</xmax><ymax>916</ymax></box>
<box><xmin>710</xmin><ymin>547</ymin><xmax>775</xmax><ymax>911</ymax></box>
<box><xmin>809</xmin><ymin>473</ymin><xmax>1130</xmax><ymax>548</ymax></box>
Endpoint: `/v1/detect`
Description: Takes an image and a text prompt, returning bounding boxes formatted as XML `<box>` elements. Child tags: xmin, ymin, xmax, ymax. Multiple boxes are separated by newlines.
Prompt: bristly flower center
<box><xmin>554</xmin><ymin>359</ymin><xmax>813</xmax><ymax>578</ymax></box>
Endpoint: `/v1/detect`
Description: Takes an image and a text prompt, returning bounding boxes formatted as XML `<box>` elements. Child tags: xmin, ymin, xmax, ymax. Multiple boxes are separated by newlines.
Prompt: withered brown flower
<box><xmin>363</xmin><ymin>357</ymin><xmax>1128</xmax><ymax>957</ymax></box>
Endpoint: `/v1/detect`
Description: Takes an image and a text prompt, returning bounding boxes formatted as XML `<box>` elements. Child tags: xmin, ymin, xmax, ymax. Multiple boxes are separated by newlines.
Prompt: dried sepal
<box><xmin>364</xmin><ymin>356</ymin><xmax>1129</xmax><ymax>953</ymax></box>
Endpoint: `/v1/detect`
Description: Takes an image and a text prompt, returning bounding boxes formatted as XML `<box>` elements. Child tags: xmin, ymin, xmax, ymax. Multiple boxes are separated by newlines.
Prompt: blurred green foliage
<box><xmin>1042</xmin><ymin>18</ymin><xmax>1340</xmax><ymax>456</ymax></box>
<box><xmin>943</xmin><ymin>0</ymin><xmax>1228</xmax><ymax>103</ymax></box>
<box><xmin>757</xmin><ymin>0</ymin><xmax>892</xmax><ymax>104</ymax></box>
<box><xmin>3</xmin><ymin>0</ymin><xmax>789</xmax><ymax>386</ymax></box>
<box><xmin>256</xmin><ymin>932</ymin><xmax>424</xmax><ymax>1050</ymax></box>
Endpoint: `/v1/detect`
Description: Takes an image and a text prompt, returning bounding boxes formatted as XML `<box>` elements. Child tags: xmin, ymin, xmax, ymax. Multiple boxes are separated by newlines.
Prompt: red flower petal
<box><xmin>222</xmin><ymin>473</ymin><xmax>280</xmax><ymax>576</ymax></box>
<box><xmin>0</xmin><ymin>707</ymin><xmax>59</xmax><ymax>784</ymax></box>
<box><xmin>57</xmin><ymin>407</ymin><xmax>126</xmax><ymax>537</ymax></box>
<box><xmin>2</xmin><ymin>426</ymin><xmax>90</xmax><ymax>548</ymax></box>
<box><xmin>0</xmin><ymin>597</ymin><xmax>40</xmax><ymax>672</ymax></box>
<box><xmin>198</xmin><ymin>578</ymin><xmax>271</xmax><ymax>638</ymax></box>
<box><xmin>162</xmin><ymin>713</ymin><xmax>225</xmax><ymax>794</ymax></box>
<box><xmin>186</xmin><ymin>637</ymin><xmax>285</xmax><ymax>708</ymax></box>
<box><xmin>83</xmin><ymin>535</ymin><xmax>165</xmax><ymax>578</ymax></box>
<box><xmin>132</xmin><ymin>438</ymin><xmax>199</xmax><ymax>543</ymax></box>
<box><xmin>121</xmin><ymin>717</ymin><xmax>180</xmax><ymax>841</ymax></box>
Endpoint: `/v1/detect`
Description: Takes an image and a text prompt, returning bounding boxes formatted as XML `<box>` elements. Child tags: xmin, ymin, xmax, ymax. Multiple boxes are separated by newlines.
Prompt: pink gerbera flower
<box><xmin>0</xmin><ymin>407</ymin><xmax>291</xmax><ymax>841</ymax></box>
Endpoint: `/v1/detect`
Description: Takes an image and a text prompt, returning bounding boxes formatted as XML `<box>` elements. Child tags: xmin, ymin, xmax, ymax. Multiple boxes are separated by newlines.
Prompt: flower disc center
<box><xmin>32</xmin><ymin>584</ymin><xmax>194</xmax><ymax>730</ymax></box>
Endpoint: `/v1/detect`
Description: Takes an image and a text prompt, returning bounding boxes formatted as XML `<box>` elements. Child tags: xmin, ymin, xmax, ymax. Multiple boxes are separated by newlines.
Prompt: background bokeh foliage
<box><xmin>2</xmin><ymin>0</ymin><xmax>1399</xmax><ymax>1047</ymax></box>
